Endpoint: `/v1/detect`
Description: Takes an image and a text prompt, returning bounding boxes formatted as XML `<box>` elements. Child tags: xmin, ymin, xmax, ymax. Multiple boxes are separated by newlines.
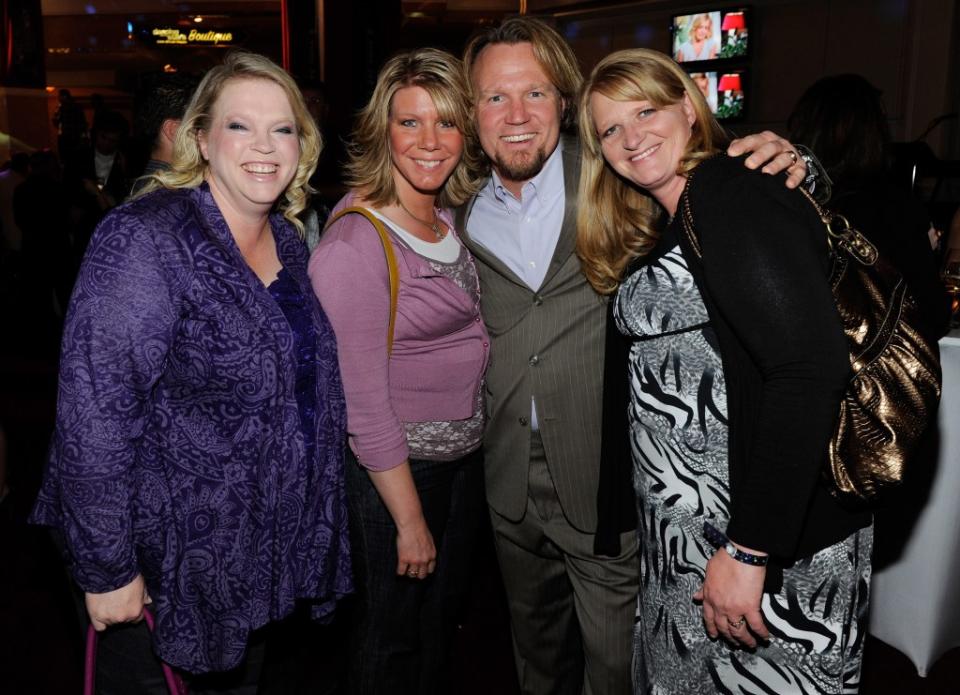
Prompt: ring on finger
<box><xmin>729</xmin><ymin>616</ymin><xmax>746</xmax><ymax>629</ymax></box>
<box><xmin>407</xmin><ymin>569</ymin><xmax>418</xmax><ymax>577</ymax></box>
<box><xmin>786</xmin><ymin>150</ymin><xmax>798</xmax><ymax>164</ymax></box>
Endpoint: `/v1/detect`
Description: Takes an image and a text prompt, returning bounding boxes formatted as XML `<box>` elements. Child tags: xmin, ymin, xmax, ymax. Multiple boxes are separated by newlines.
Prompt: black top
<box><xmin>594</xmin><ymin>155</ymin><xmax>874</xmax><ymax>564</ymax></box>
<box><xmin>675</xmin><ymin>155</ymin><xmax>871</xmax><ymax>567</ymax></box>
<box><xmin>594</xmin><ymin>295</ymin><xmax>636</xmax><ymax>555</ymax></box>
<box><xmin>830</xmin><ymin>177</ymin><xmax>949</xmax><ymax>339</ymax></box>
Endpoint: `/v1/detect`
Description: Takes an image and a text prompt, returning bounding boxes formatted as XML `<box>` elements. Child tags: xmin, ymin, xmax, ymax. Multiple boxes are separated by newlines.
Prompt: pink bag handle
<box><xmin>84</xmin><ymin>607</ymin><xmax>188</xmax><ymax>695</ymax></box>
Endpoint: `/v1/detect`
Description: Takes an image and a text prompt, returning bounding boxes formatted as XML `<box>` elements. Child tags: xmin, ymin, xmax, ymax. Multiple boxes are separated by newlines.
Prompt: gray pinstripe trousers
<box><xmin>489</xmin><ymin>432</ymin><xmax>639</xmax><ymax>695</ymax></box>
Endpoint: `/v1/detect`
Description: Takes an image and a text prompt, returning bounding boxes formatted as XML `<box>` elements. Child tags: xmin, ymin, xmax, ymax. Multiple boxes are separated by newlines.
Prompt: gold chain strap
<box><xmin>679</xmin><ymin>174</ymin><xmax>703</xmax><ymax>260</ymax></box>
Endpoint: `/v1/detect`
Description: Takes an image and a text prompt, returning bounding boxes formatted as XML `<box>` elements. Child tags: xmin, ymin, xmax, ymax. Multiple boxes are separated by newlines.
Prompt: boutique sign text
<box><xmin>152</xmin><ymin>28</ymin><xmax>234</xmax><ymax>46</ymax></box>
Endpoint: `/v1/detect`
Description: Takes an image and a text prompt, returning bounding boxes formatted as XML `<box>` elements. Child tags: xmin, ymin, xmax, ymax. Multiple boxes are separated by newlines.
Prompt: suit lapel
<box><xmin>540</xmin><ymin>135</ymin><xmax>580</xmax><ymax>288</ymax></box>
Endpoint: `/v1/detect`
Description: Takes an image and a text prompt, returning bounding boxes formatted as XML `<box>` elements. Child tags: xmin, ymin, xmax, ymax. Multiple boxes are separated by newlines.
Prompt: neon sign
<box><xmin>152</xmin><ymin>28</ymin><xmax>234</xmax><ymax>46</ymax></box>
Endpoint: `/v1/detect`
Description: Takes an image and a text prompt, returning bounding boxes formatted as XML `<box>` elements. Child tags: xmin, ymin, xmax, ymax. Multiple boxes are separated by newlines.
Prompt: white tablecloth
<box><xmin>868</xmin><ymin>329</ymin><xmax>960</xmax><ymax>676</ymax></box>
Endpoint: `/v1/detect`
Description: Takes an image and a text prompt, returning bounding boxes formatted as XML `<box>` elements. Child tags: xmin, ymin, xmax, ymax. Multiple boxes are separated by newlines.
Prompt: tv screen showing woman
<box><xmin>673</xmin><ymin>9</ymin><xmax>749</xmax><ymax>63</ymax></box>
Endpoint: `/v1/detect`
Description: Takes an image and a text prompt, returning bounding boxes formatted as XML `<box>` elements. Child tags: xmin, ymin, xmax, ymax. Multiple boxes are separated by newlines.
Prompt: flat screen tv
<box><xmin>672</xmin><ymin>8</ymin><xmax>749</xmax><ymax>64</ymax></box>
<box><xmin>688</xmin><ymin>69</ymin><xmax>747</xmax><ymax>120</ymax></box>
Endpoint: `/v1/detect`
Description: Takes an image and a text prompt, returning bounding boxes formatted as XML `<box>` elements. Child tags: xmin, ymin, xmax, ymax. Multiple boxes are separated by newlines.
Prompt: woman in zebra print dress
<box><xmin>576</xmin><ymin>49</ymin><xmax>873</xmax><ymax>694</ymax></box>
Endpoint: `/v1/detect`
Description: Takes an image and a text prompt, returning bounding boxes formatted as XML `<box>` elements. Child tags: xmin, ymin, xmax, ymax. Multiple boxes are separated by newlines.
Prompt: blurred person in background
<box><xmin>298</xmin><ymin>81</ymin><xmax>334</xmax><ymax>251</ymax></box>
<box><xmin>13</xmin><ymin>150</ymin><xmax>76</xmax><ymax>320</ymax></box>
<box><xmin>52</xmin><ymin>89</ymin><xmax>88</xmax><ymax>162</ymax></box>
<box><xmin>130</xmin><ymin>73</ymin><xmax>200</xmax><ymax>193</ymax></box>
<box><xmin>788</xmin><ymin>74</ymin><xmax>949</xmax><ymax>337</ymax></box>
<box><xmin>64</xmin><ymin>109</ymin><xmax>131</xmax><ymax>255</ymax></box>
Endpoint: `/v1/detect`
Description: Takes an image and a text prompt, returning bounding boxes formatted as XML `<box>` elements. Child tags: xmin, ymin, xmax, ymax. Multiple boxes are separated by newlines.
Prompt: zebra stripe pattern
<box><xmin>617</xmin><ymin>245</ymin><xmax>872</xmax><ymax>695</ymax></box>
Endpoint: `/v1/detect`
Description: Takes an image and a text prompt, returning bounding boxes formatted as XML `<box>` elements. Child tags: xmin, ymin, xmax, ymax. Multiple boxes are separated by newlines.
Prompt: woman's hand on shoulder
<box><xmin>693</xmin><ymin>546</ymin><xmax>770</xmax><ymax>649</ymax></box>
<box><xmin>727</xmin><ymin>131</ymin><xmax>806</xmax><ymax>188</ymax></box>
<box><xmin>85</xmin><ymin>574</ymin><xmax>151</xmax><ymax>631</ymax></box>
<box><xmin>395</xmin><ymin>517</ymin><xmax>437</xmax><ymax>581</ymax></box>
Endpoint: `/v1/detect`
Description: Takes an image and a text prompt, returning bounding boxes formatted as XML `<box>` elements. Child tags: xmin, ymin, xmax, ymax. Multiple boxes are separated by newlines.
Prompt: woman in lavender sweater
<box><xmin>31</xmin><ymin>52</ymin><xmax>352</xmax><ymax>691</ymax></box>
<box><xmin>309</xmin><ymin>49</ymin><xmax>488</xmax><ymax>694</ymax></box>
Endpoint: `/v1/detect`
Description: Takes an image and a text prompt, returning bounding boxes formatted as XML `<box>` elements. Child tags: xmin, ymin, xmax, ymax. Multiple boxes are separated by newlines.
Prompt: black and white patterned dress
<box><xmin>616</xmin><ymin>231</ymin><xmax>873</xmax><ymax>695</ymax></box>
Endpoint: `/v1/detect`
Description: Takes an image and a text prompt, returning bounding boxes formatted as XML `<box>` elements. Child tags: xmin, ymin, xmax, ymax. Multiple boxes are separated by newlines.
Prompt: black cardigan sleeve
<box><xmin>594</xmin><ymin>294</ymin><xmax>637</xmax><ymax>556</ymax></box>
<box><xmin>686</xmin><ymin>157</ymin><xmax>850</xmax><ymax>558</ymax></box>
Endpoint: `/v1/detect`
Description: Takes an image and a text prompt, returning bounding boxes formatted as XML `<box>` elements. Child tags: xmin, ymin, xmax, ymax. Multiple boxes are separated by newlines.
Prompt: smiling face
<box><xmin>693</xmin><ymin>16</ymin><xmax>711</xmax><ymax>41</ymax></box>
<box><xmin>590</xmin><ymin>91</ymin><xmax>695</xmax><ymax>213</ymax></box>
<box><xmin>388</xmin><ymin>85</ymin><xmax>463</xmax><ymax>199</ymax></box>
<box><xmin>198</xmin><ymin>77</ymin><xmax>299</xmax><ymax>221</ymax></box>
<box><xmin>472</xmin><ymin>42</ymin><xmax>563</xmax><ymax>195</ymax></box>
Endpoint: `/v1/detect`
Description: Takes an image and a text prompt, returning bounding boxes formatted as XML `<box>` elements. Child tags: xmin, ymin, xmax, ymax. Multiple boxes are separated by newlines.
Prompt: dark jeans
<box><xmin>345</xmin><ymin>448</ymin><xmax>485</xmax><ymax>695</ymax></box>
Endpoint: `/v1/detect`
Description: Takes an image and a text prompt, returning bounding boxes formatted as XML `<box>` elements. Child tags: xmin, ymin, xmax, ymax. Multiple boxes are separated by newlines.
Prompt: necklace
<box><xmin>398</xmin><ymin>200</ymin><xmax>444</xmax><ymax>240</ymax></box>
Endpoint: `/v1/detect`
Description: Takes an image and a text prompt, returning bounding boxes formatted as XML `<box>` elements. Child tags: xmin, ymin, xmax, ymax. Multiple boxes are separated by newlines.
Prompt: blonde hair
<box><xmin>344</xmin><ymin>48</ymin><xmax>481</xmax><ymax>208</ymax></box>
<box><xmin>690</xmin><ymin>14</ymin><xmax>714</xmax><ymax>40</ymax></box>
<box><xmin>462</xmin><ymin>16</ymin><xmax>583</xmax><ymax>173</ymax></box>
<box><xmin>576</xmin><ymin>48</ymin><xmax>728</xmax><ymax>295</ymax></box>
<box><xmin>137</xmin><ymin>51</ymin><xmax>320</xmax><ymax>234</ymax></box>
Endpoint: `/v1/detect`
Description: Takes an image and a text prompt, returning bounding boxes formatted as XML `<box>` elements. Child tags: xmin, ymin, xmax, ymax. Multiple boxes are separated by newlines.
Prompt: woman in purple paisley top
<box><xmin>30</xmin><ymin>52</ymin><xmax>352</xmax><ymax>691</ymax></box>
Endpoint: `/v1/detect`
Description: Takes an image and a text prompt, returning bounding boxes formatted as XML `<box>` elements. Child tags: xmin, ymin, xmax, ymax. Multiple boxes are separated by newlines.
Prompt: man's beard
<box><xmin>492</xmin><ymin>146</ymin><xmax>549</xmax><ymax>185</ymax></box>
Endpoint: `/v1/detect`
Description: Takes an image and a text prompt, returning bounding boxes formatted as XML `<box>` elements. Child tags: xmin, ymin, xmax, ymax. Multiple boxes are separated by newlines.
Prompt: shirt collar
<box><xmin>487</xmin><ymin>143</ymin><xmax>565</xmax><ymax>206</ymax></box>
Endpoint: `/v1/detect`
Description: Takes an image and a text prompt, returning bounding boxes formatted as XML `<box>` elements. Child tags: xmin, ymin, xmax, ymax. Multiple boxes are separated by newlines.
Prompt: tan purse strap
<box><xmin>325</xmin><ymin>206</ymin><xmax>400</xmax><ymax>354</ymax></box>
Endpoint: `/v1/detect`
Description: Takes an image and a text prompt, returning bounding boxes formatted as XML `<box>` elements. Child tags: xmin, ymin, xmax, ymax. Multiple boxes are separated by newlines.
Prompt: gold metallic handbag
<box><xmin>799</xmin><ymin>189</ymin><xmax>941</xmax><ymax>503</ymax></box>
<box><xmin>679</xmin><ymin>182</ymin><xmax>942</xmax><ymax>504</ymax></box>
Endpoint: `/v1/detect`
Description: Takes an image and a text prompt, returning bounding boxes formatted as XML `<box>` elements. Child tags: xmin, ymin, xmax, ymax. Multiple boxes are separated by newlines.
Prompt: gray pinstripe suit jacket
<box><xmin>455</xmin><ymin>136</ymin><xmax>608</xmax><ymax>533</ymax></box>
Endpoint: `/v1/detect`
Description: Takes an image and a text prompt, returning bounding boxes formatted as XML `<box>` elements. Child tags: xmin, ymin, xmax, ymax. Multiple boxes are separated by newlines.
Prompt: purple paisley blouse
<box><xmin>30</xmin><ymin>184</ymin><xmax>352</xmax><ymax>673</ymax></box>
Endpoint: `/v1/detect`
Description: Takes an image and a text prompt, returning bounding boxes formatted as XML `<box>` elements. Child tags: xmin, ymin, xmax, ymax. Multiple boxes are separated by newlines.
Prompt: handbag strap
<box><xmin>84</xmin><ymin>607</ymin><xmax>188</xmax><ymax>695</ymax></box>
<box><xmin>678</xmin><ymin>175</ymin><xmax>703</xmax><ymax>260</ymax></box>
<box><xmin>796</xmin><ymin>187</ymin><xmax>879</xmax><ymax>266</ymax></box>
<box><xmin>325</xmin><ymin>206</ymin><xmax>400</xmax><ymax>354</ymax></box>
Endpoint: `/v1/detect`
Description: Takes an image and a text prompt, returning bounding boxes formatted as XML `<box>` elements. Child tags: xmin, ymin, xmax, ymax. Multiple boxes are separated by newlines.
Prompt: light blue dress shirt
<box><xmin>467</xmin><ymin>144</ymin><xmax>567</xmax><ymax>430</ymax></box>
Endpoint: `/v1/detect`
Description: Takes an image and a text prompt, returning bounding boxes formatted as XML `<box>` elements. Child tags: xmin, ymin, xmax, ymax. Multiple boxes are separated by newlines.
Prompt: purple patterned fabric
<box><xmin>30</xmin><ymin>183</ymin><xmax>352</xmax><ymax>674</ymax></box>
<box><xmin>266</xmin><ymin>267</ymin><xmax>320</xmax><ymax>464</ymax></box>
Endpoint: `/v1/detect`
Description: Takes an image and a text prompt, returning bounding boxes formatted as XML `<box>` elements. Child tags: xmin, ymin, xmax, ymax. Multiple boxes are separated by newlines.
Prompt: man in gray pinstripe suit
<box><xmin>456</xmin><ymin>17</ymin><xmax>809</xmax><ymax>695</ymax></box>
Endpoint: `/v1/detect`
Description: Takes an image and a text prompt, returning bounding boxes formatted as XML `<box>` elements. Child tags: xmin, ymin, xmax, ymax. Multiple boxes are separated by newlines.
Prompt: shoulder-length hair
<box><xmin>576</xmin><ymin>48</ymin><xmax>728</xmax><ymax>295</ymax></box>
<box><xmin>690</xmin><ymin>14</ymin><xmax>714</xmax><ymax>40</ymax></box>
<box><xmin>462</xmin><ymin>17</ymin><xmax>583</xmax><ymax>175</ymax></box>
<box><xmin>787</xmin><ymin>74</ymin><xmax>890</xmax><ymax>185</ymax></box>
<box><xmin>344</xmin><ymin>48</ymin><xmax>481</xmax><ymax>208</ymax></box>
<box><xmin>137</xmin><ymin>50</ymin><xmax>320</xmax><ymax>234</ymax></box>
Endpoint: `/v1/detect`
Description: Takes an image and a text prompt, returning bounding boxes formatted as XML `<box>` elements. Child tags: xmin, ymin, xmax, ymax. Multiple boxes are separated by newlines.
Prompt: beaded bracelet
<box><xmin>703</xmin><ymin>521</ymin><xmax>769</xmax><ymax>567</ymax></box>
